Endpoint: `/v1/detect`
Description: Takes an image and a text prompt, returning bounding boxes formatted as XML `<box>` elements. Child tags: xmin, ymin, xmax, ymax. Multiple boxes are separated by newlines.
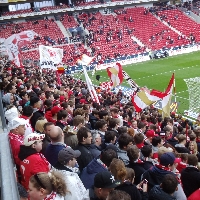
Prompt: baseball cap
<box><xmin>160</xmin><ymin>152</ymin><xmax>176</xmax><ymax>166</ymax></box>
<box><xmin>58</xmin><ymin>147</ymin><xmax>81</xmax><ymax>165</ymax></box>
<box><xmin>51</xmin><ymin>106</ymin><xmax>62</xmax><ymax>116</ymax></box>
<box><xmin>24</xmin><ymin>133</ymin><xmax>45</xmax><ymax>146</ymax></box>
<box><xmin>94</xmin><ymin>171</ymin><xmax>120</xmax><ymax>188</ymax></box>
<box><xmin>146</xmin><ymin>130</ymin><xmax>158</xmax><ymax>138</ymax></box>
<box><xmin>8</xmin><ymin>117</ymin><xmax>26</xmax><ymax>131</ymax></box>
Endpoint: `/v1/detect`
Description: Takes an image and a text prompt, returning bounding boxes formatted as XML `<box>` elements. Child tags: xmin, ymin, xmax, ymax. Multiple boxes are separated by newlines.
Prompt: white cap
<box><xmin>5</xmin><ymin>107</ymin><xmax>19</xmax><ymax>122</ymax></box>
<box><xmin>8</xmin><ymin>117</ymin><xmax>26</xmax><ymax>131</ymax></box>
<box><xmin>24</xmin><ymin>133</ymin><xmax>45</xmax><ymax>146</ymax></box>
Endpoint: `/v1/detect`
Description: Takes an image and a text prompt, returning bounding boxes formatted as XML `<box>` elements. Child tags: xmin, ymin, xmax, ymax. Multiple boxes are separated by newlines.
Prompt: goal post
<box><xmin>184</xmin><ymin>77</ymin><xmax>200</xmax><ymax>119</ymax></box>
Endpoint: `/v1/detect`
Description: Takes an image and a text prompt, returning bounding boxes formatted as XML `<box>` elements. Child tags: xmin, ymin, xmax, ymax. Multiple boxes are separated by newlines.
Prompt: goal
<box><xmin>184</xmin><ymin>77</ymin><xmax>200</xmax><ymax>119</ymax></box>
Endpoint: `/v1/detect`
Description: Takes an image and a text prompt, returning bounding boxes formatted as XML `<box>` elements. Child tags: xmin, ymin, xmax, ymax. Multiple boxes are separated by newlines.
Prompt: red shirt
<box><xmin>8</xmin><ymin>132</ymin><xmax>24</xmax><ymax>166</ymax></box>
<box><xmin>20</xmin><ymin>153</ymin><xmax>50</xmax><ymax>190</ymax></box>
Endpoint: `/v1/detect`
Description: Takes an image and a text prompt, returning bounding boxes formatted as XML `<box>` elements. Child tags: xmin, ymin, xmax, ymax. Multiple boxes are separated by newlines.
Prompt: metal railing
<box><xmin>0</xmin><ymin>91</ymin><xmax>20</xmax><ymax>200</ymax></box>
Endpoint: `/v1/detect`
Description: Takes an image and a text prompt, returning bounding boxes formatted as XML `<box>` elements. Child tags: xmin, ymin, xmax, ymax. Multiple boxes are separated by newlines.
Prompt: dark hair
<box><xmin>100</xmin><ymin>149</ymin><xmax>117</xmax><ymax>167</ymax></box>
<box><xmin>141</xmin><ymin>145</ymin><xmax>152</xmax><ymax>158</ymax></box>
<box><xmin>118</xmin><ymin>133</ymin><xmax>133</xmax><ymax>149</ymax></box>
<box><xmin>61</xmin><ymin>102</ymin><xmax>68</xmax><ymax>109</ymax></box>
<box><xmin>187</xmin><ymin>154</ymin><xmax>198</xmax><ymax>166</ymax></box>
<box><xmin>95</xmin><ymin>119</ymin><xmax>107</xmax><ymax>130</ymax></box>
<box><xmin>162</xmin><ymin>174</ymin><xmax>178</xmax><ymax>194</ymax></box>
<box><xmin>43</xmin><ymin>122</ymin><xmax>54</xmax><ymax>131</ymax></box>
<box><xmin>105</xmin><ymin>131</ymin><xmax>116</xmax><ymax>143</ymax></box>
<box><xmin>46</xmin><ymin>92</ymin><xmax>53</xmax><ymax>99</ymax></box>
<box><xmin>17</xmin><ymin>182</ymin><xmax>28</xmax><ymax>198</ymax></box>
<box><xmin>22</xmin><ymin>106</ymin><xmax>33</xmax><ymax>117</ymax></box>
<box><xmin>6</xmin><ymin>82</ymin><xmax>15</xmax><ymax>93</ymax></box>
<box><xmin>134</xmin><ymin>133</ymin><xmax>144</xmax><ymax>144</ymax></box>
<box><xmin>137</xmin><ymin>122</ymin><xmax>146</xmax><ymax>129</ymax></box>
<box><xmin>57</xmin><ymin>110</ymin><xmax>68</xmax><ymax>121</ymax></box>
<box><xmin>77</xmin><ymin>127</ymin><xmax>91</xmax><ymax>143</ymax></box>
<box><xmin>99</xmin><ymin>110</ymin><xmax>108</xmax><ymax>119</ymax></box>
<box><xmin>107</xmin><ymin>190</ymin><xmax>131</xmax><ymax>200</ymax></box>
<box><xmin>152</xmin><ymin>136</ymin><xmax>162</xmax><ymax>147</ymax></box>
<box><xmin>118</xmin><ymin>126</ymin><xmax>128</xmax><ymax>135</ymax></box>
<box><xmin>127</xmin><ymin>145</ymin><xmax>140</xmax><ymax>161</ymax></box>
<box><xmin>109</xmin><ymin>118</ymin><xmax>120</xmax><ymax>129</ymax></box>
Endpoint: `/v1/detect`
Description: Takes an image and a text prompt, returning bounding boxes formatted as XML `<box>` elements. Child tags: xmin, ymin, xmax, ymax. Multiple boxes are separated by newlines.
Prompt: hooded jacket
<box><xmin>30</xmin><ymin>108</ymin><xmax>44</xmax><ymax>130</ymax></box>
<box><xmin>18</xmin><ymin>145</ymin><xmax>50</xmax><ymax>190</ymax></box>
<box><xmin>80</xmin><ymin>158</ymin><xmax>107</xmax><ymax>189</ymax></box>
<box><xmin>149</xmin><ymin>185</ymin><xmax>176</xmax><ymax>200</ymax></box>
<box><xmin>117</xmin><ymin>147</ymin><xmax>129</xmax><ymax>166</ymax></box>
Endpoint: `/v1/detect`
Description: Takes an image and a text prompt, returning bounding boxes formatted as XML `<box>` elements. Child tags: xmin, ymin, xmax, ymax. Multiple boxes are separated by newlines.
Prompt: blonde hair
<box><xmin>29</xmin><ymin>171</ymin><xmax>68</xmax><ymax>196</ymax></box>
<box><xmin>189</xmin><ymin>141</ymin><xmax>198</xmax><ymax>155</ymax></box>
<box><xmin>158</xmin><ymin>146</ymin><xmax>173</xmax><ymax>159</ymax></box>
<box><xmin>109</xmin><ymin>158</ymin><xmax>127</xmax><ymax>181</ymax></box>
<box><xmin>35</xmin><ymin>119</ymin><xmax>48</xmax><ymax>133</ymax></box>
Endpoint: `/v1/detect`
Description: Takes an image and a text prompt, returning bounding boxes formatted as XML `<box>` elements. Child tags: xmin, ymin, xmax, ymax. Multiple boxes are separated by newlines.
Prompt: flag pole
<box><xmin>173</xmin><ymin>73</ymin><xmax>177</xmax><ymax>113</ymax></box>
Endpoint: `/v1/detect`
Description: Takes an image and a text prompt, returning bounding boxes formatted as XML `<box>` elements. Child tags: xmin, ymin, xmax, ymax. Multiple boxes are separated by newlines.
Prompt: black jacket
<box><xmin>55</xmin><ymin>121</ymin><xmax>65</xmax><ymax>130</ymax></box>
<box><xmin>30</xmin><ymin>109</ymin><xmax>44</xmax><ymax>130</ymax></box>
<box><xmin>142</xmin><ymin>166</ymin><xmax>175</xmax><ymax>192</ymax></box>
<box><xmin>149</xmin><ymin>185</ymin><xmax>176</xmax><ymax>200</ymax></box>
<box><xmin>115</xmin><ymin>182</ymin><xmax>142</xmax><ymax>200</ymax></box>
<box><xmin>54</xmin><ymin>161</ymin><xmax>73</xmax><ymax>172</ymax></box>
<box><xmin>75</xmin><ymin>143</ymin><xmax>94</xmax><ymax>173</ymax></box>
<box><xmin>181</xmin><ymin>166</ymin><xmax>200</xmax><ymax>197</ymax></box>
<box><xmin>128</xmin><ymin>162</ymin><xmax>146</xmax><ymax>185</ymax></box>
<box><xmin>18</xmin><ymin>145</ymin><xmax>38</xmax><ymax>161</ymax></box>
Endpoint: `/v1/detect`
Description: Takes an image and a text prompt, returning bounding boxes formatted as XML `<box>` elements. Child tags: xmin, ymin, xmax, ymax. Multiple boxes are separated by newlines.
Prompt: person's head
<box><xmin>107</xmin><ymin>190</ymin><xmax>131</xmax><ymax>200</ymax></box>
<box><xmin>94</xmin><ymin>171</ymin><xmax>119</xmax><ymax>200</ymax></box>
<box><xmin>29</xmin><ymin>171</ymin><xmax>67</xmax><ymax>200</ymax></box>
<box><xmin>100</xmin><ymin>149</ymin><xmax>118</xmax><ymax>167</ymax></box>
<box><xmin>109</xmin><ymin>158</ymin><xmax>127</xmax><ymax>181</ymax></box>
<box><xmin>141</xmin><ymin>145</ymin><xmax>152</xmax><ymax>158</ymax></box>
<box><xmin>145</xmin><ymin>129</ymin><xmax>158</xmax><ymax>143</ymax></box>
<box><xmin>57</xmin><ymin>110</ymin><xmax>68</xmax><ymax>122</ymax></box>
<box><xmin>6</xmin><ymin>82</ymin><xmax>16</xmax><ymax>94</ymax></box>
<box><xmin>43</xmin><ymin>122</ymin><xmax>54</xmax><ymax>135</ymax></box>
<box><xmin>125</xmin><ymin>167</ymin><xmax>135</xmax><ymax>184</ymax></box>
<box><xmin>159</xmin><ymin>152</ymin><xmax>176</xmax><ymax>171</ymax></box>
<box><xmin>95</xmin><ymin>120</ymin><xmax>108</xmax><ymax>132</ymax></box>
<box><xmin>158</xmin><ymin>146</ymin><xmax>173</xmax><ymax>159</ymax></box>
<box><xmin>187</xmin><ymin>154</ymin><xmax>198</xmax><ymax>166</ymax></box>
<box><xmin>49</xmin><ymin>126</ymin><xmax>64</xmax><ymax>143</ymax></box>
<box><xmin>110</xmin><ymin>107</ymin><xmax>119</xmax><ymax>117</ymax></box>
<box><xmin>152</xmin><ymin>136</ymin><xmax>163</xmax><ymax>148</ymax></box>
<box><xmin>160</xmin><ymin>174</ymin><xmax>178</xmax><ymax>195</ymax></box>
<box><xmin>105</xmin><ymin>131</ymin><xmax>116</xmax><ymax>144</ymax></box>
<box><xmin>51</xmin><ymin>106</ymin><xmax>62</xmax><ymax>117</ymax></box>
<box><xmin>99</xmin><ymin>110</ymin><xmax>109</xmax><ymax>120</ymax></box>
<box><xmin>134</xmin><ymin>133</ymin><xmax>144</xmax><ymax>149</ymax></box>
<box><xmin>127</xmin><ymin>145</ymin><xmax>140</xmax><ymax>162</ymax></box>
<box><xmin>137</xmin><ymin>122</ymin><xmax>146</xmax><ymax>132</ymax></box>
<box><xmin>30</xmin><ymin>97</ymin><xmax>41</xmax><ymax>109</ymax></box>
<box><xmin>109</xmin><ymin>118</ymin><xmax>120</xmax><ymax>130</ymax></box>
<box><xmin>189</xmin><ymin>141</ymin><xmax>198</xmax><ymax>154</ymax></box>
<box><xmin>118</xmin><ymin>133</ymin><xmax>133</xmax><ymax>151</ymax></box>
<box><xmin>8</xmin><ymin>117</ymin><xmax>26</xmax><ymax>135</ymax></box>
<box><xmin>131</xmin><ymin>120</ymin><xmax>137</xmax><ymax>129</ymax></box>
<box><xmin>24</xmin><ymin>133</ymin><xmax>45</xmax><ymax>152</ymax></box>
<box><xmin>77</xmin><ymin>127</ymin><xmax>92</xmax><ymax>144</ymax></box>
<box><xmin>92</xmin><ymin>132</ymin><xmax>102</xmax><ymax>146</ymax></box>
<box><xmin>73</xmin><ymin>115</ymin><xmax>85</xmax><ymax>128</ymax></box>
<box><xmin>35</xmin><ymin>119</ymin><xmax>47</xmax><ymax>133</ymax></box>
<box><xmin>177</xmin><ymin>134</ymin><xmax>186</xmax><ymax>145</ymax></box>
<box><xmin>58</xmin><ymin>147</ymin><xmax>81</xmax><ymax>168</ymax></box>
<box><xmin>22</xmin><ymin>106</ymin><xmax>33</xmax><ymax>118</ymax></box>
<box><xmin>46</xmin><ymin>92</ymin><xmax>54</xmax><ymax>101</ymax></box>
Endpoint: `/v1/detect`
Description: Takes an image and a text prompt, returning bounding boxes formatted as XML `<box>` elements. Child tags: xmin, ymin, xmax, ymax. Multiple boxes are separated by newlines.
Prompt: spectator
<box><xmin>89</xmin><ymin>171</ymin><xmax>119</xmax><ymax>200</ymax></box>
<box><xmin>81</xmin><ymin>149</ymin><xmax>117</xmax><ymax>189</ymax></box>
<box><xmin>18</xmin><ymin>133</ymin><xmax>50</xmax><ymax>190</ymax></box>
<box><xmin>45</xmin><ymin>126</ymin><xmax>67</xmax><ymax>166</ymax></box>
<box><xmin>28</xmin><ymin>171</ymin><xmax>67</xmax><ymax>199</ymax></box>
<box><xmin>181</xmin><ymin>154</ymin><xmax>200</xmax><ymax>197</ymax></box>
<box><xmin>175</xmin><ymin>134</ymin><xmax>190</xmax><ymax>153</ymax></box>
<box><xmin>107</xmin><ymin>190</ymin><xmax>131</xmax><ymax>200</ymax></box>
<box><xmin>149</xmin><ymin>174</ymin><xmax>178</xmax><ymax>200</ymax></box>
<box><xmin>75</xmin><ymin>127</ymin><xmax>94</xmax><ymax>172</ymax></box>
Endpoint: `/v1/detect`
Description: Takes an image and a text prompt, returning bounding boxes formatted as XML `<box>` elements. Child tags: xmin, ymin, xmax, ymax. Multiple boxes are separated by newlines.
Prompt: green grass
<box><xmin>72</xmin><ymin>51</ymin><xmax>200</xmax><ymax>115</ymax></box>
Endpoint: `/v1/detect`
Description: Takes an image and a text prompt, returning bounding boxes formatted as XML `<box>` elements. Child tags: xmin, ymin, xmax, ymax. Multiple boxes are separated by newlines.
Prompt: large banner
<box><xmin>39</xmin><ymin>45</ymin><xmax>63</xmax><ymax>70</ymax></box>
<box><xmin>3</xmin><ymin>30</ymin><xmax>36</xmax><ymax>66</ymax></box>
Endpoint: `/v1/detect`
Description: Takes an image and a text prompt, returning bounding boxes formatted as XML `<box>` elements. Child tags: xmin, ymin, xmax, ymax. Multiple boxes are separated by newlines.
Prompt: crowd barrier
<box><xmin>0</xmin><ymin>91</ymin><xmax>20</xmax><ymax>200</ymax></box>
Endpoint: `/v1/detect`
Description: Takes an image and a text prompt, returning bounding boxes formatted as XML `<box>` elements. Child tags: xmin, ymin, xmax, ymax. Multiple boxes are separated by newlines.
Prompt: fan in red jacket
<box><xmin>8</xmin><ymin>117</ymin><xmax>26</xmax><ymax>166</ymax></box>
<box><xmin>18</xmin><ymin>133</ymin><xmax>50</xmax><ymax>190</ymax></box>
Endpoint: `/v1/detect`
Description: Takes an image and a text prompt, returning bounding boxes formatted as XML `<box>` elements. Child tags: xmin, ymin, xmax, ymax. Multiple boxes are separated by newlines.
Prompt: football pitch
<box><xmin>72</xmin><ymin>51</ymin><xmax>200</xmax><ymax>115</ymax></box>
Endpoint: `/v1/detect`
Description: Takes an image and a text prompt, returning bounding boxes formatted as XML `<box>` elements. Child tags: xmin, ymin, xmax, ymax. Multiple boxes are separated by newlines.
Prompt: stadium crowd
<box><xmin>1</xmin><ymin>53</ymin><xmax>200</xmax><ymax>200</ymax></box>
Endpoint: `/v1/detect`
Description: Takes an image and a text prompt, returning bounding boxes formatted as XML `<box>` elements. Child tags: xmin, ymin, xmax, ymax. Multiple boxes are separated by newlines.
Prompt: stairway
<box><xmin>55</xmin><ymin>21</ymin><xmax>71</xmax><ymax>38</ymax></box>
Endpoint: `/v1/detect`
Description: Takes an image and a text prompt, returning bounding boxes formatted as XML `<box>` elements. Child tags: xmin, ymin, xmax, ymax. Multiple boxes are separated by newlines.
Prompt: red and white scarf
<box><xmin>44</xmin><ymin>191</ymin><xmax>57</xmax><ymax>200</ymax></box>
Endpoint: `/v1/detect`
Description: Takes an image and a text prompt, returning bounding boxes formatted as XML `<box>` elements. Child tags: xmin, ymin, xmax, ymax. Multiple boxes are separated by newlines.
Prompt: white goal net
<box><xmin>184</xmin><ymin>77</ymin><xmax>200</xmax><ymax>119</ymax></box>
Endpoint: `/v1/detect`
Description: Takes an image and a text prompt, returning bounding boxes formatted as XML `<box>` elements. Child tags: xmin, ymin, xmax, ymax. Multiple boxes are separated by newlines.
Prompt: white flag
<box><xmin>39</xmin><ymin>45</ymin><xmax>63</xmax><ymax>70</ymax></box>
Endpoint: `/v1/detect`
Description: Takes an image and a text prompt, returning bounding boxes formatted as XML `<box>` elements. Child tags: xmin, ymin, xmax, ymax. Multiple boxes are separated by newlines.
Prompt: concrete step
<box><xmin>55</xmin><ymin>20</ymin><xmax>71</xmax><ymax>38</ymax></box>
